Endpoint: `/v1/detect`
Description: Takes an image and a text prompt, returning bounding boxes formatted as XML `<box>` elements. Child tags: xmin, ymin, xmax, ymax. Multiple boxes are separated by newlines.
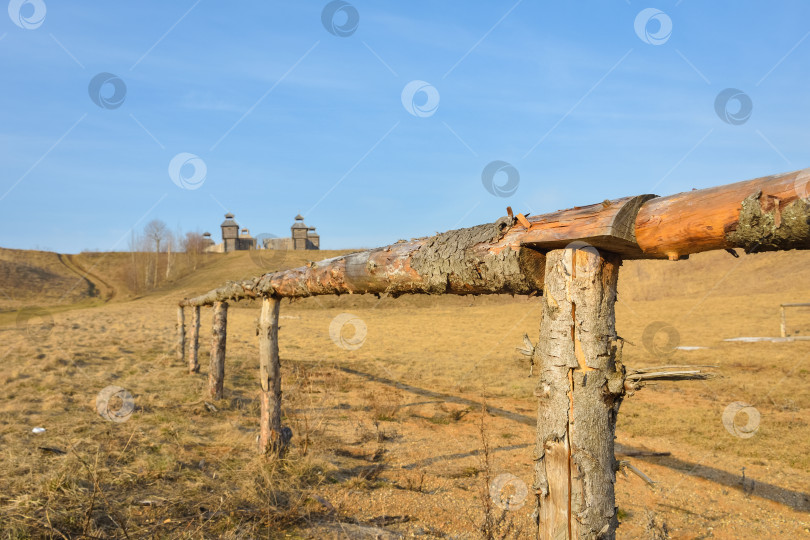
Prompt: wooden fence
<box><xmin>780</xmin><ymin>302</ymin><xmax>810</xmax><ymax>337</ymax></box>
<box><xmin>173</xmin><ymin>167</ymin><xmax>810</xmax><ymax>539</ymax></box>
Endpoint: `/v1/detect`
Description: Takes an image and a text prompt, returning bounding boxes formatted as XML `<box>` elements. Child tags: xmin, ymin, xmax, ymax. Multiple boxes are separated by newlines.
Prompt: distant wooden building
<box><xmin>263</xmin><ymin>215</ymin><xmax>320</xmax><ymax>251</ymax></box>
<box><xmin>206</xmin><ymin>213</ymin><xmax>320</xmax><ymax>253</ymax></box>
<box><xmin>291</xmin><ymin>214</ymin><xmax>320</xmax><ymax>250</ymax></box>
<box><xmin>218</xmin><ymin>213</ymin><xmax>256</xmax><ymax>252</ymax></box>
<box><xmin>202</xmin><ymin>232</ymin><xmax>215</xmax><ymax>249</ymax></box>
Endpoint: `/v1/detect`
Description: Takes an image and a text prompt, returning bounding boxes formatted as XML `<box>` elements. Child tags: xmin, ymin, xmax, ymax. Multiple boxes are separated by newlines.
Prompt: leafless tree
<box><xmin>183</xmin><ymin>231</ymin><xmax>207</xmax><ymax>270</ymax></box>
<box><xmin>144</xmin><ymin>219</ymin><xmax>168</xmax><ymax>287</ymax></box>
<box><xmin>165</xmin><ymin>229</ymin><xmax>176</xmax><ymax>281</ymax></box>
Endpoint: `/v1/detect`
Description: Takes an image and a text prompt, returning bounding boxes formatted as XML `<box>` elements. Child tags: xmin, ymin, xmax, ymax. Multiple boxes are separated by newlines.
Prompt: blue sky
<box><xmin>2</xmin><ymin>1</ymin><xmax>809</xmax><ymax>252</ymax></box>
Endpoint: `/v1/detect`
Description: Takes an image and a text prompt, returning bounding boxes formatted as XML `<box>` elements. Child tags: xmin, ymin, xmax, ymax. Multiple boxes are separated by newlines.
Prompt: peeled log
<box><xmin>636</xmin><ymin>167</ymin><xmax>810</xmax><ymax>259</ymax></box>
<box><xmin>494</xmin><ymin>194</ymin><xmax>656</xmax><ymax>256</ymax></box>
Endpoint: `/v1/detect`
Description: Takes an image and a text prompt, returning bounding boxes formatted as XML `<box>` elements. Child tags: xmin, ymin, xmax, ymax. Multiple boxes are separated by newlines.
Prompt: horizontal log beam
<box><xmin>181</xmin><ymin>219</ymin><xmax>547</xmax><ymax>305</ymax></box>
<box><xmin>636</xmin><ymin>168</ymin><xmax>810</xmax><ymax>259</ymax></box>
<box><xmin>180</xmin><ymin>167</ymin><xmax>810</xmax><ymax>306</ymax></box>
<box><xmin>180</xmin><ymin>195</ymin><xmax>652</xmax><ymax>306</ymax></box>
<box><xmin>493</xmin><ymin>194</ymin><xmax>656</xmax><ymax>257</ymax></box>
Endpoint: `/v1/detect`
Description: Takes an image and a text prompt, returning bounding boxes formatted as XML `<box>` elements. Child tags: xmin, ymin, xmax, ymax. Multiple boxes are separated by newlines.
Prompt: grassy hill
<box><xmin>0</xmin><ymin>248</ymin><xmax>123</xmax><ymax>311</ymax></box>
<box><xmin>3</xmin><ymin>245</ymin><xmax>810</xmax><ymax>313</ymax></box>
<box><xmin>0</xmin><ymin>247</ymin><xmax>359</xmax><ymax>312</ymax></box>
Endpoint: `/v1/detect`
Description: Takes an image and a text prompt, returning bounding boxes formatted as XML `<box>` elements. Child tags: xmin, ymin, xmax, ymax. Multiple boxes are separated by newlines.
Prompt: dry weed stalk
<box><xmin>477</xmin><ymin>405</ymin><xmax>522</xmax><ymax>540</ymax></box>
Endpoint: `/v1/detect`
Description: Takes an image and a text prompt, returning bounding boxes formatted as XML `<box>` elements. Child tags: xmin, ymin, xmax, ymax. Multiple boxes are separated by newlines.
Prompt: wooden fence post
<box><xmin>534</xmin><ymin>248</ymin><xmax>625</xmax><ymax>539</ymax></box>
<box><xmin>209</xmin><ymin>301</ymin><xmax>228</xmax><ymax>400</ymax></box>
<box><xmin>258</xmin><ymin>296</ymin><xmax>285</xmax><ymax>455</ymax></box>
<box><xmin>189</xmin><ymin>305</ymin><xmax>201</xmax><ymax>373</ymax></box>
<box><xmin>780</xmin><ymin>304</ymin><xmax>787</xmax><ymax>338</ymax></box>
<box><xmin>176</xmin><ymin>306</ymin><xmax>185</xmax><ymax>363</ymax></box>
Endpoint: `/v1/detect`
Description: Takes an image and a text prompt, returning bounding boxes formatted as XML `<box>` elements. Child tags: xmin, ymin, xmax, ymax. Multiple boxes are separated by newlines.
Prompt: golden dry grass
<box><xmin>0</xmin><ymin>248</ymin><xmax>809</xmax><ymax>538</ymax></box>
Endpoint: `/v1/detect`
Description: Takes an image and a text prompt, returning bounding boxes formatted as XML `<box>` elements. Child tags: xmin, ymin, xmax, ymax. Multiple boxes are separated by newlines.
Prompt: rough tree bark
<box><xmin>258</xmin><ymin>296</ymin><xmax>284</xmax><ymax>455</ymax></box>
<box><xmin>534</xmin><ymin>248</ymin><xmax>625</xmax><ymax>539</ymax></box>
<box><xmin>180</xmin><ymin>218</ymin><xmax>546</xmax><ymax>305</ymax></box>
<box><xmin>189</xmin><ymin>305</ymin><xmax>201</xmax><ymax>373</ymax></box>
<box><xmin>178</xmin><ymin>195</ymin><xmax>656</xmax><ymax>307</ymax></box>
<box><xmin>175</xmin><ymin>306</ymin><xmax>185</xmax><ymax>363</ymax></box>
<box><xmin>180</xmin><ymin>167</ymin><xmax>810</xmax><ymax>308</ymax></box>
<box><xmin>209</xmin><ymin>301</ymin><xmax>227</xmax><ymax>400</ymax></box>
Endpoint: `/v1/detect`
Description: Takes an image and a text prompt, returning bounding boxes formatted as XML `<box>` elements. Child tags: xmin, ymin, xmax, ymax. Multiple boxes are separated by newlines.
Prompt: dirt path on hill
<box><xmin>57</xmin><ymin>254</ymin><xmax>116</xmax><ymax>302</ymax></box>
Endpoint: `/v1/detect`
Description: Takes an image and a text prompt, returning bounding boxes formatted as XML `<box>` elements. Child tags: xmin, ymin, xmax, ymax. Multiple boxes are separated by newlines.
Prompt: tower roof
<box><xmin>292</xmin><ymin>214</ymin><xmax>308</xmax><ymax>229</ymax></box>
<box><xmin>221</xmin><ymin>213</ymin><xmax>238</xmax><ymax>228</ymax></box>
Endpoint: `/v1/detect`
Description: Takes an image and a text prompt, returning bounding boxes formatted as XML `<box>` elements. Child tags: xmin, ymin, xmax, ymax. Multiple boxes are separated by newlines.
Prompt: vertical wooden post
<box><xmin>534</xmin><ymin>248</ymin><xmax>625</xmax><ymax>539</ymax></box>
<box><xmin>189</xmin><ymin>305</ymin><xmax>201</xmax><ymax>373</ymax></box>
<box><xmin>780</xmin><ymin>305</ymin><xmax>787</xmax><ymax>338</ymax></box>
<box><xmin>209</xmin><ymin>301</ymin><xmax>228</xmax><ymax>400</ymax></box>
<box><xmin>176</xmin><ymin>306</ymin><xmax>185</xmax><ymax>363</ymax></box>
<box><xmin>258</xmin><ymin>296</ymin><xmax>284</xmax><ymax>455</ymax></box>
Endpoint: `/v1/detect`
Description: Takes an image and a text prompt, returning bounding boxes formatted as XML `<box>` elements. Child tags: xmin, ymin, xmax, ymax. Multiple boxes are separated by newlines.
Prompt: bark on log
<box><xmin>635</xmin><ymin>167</ymin><xmax>810</xmax><ymax>259</ymax></box>
<box><xmin>179</xmin><ymin>167</ymin><xmax>810</xmax><ymax>307</ymax></box>
<box><xmin>209</xmin><ymin>301</ymin><xmax>227</xmax><ymax>400</ymax></box>
<box><xmin>534</xmin><ymin>248</ymin><xmax>625</xmax><ymax>539</ymax></box>
<box><xmin>175</xmin><ymin>306</ymin><xmax>185</xmax><ymax>363</ymax></box>
<box><xmin>189</xmin><ymin>305</ymin><xmax>201</xmax><ymax>374</ymax></box>
<box><xmin>258</xmin><ymin>297</ymin><xmax>284</xmax><ymax>455</ymax></box>
<box><xmin>181</xmin><ymin>219</ymin><xmax>546</xmax><ymax>305</ymax></box>
<box><xmin>179</xmin><ymin>195</ymin><xmax>654</xmax><ymax>307</ymax></box>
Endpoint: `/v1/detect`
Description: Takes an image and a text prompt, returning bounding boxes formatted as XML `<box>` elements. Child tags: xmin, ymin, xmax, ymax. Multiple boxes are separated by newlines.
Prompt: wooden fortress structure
<box><xmin>203</xmin><ymin>213</ymin><xmax>320</xmax><ymax>253</ymax></box>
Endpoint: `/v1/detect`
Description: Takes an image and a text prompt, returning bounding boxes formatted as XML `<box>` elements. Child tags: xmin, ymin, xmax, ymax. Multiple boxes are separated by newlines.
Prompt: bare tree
<box><xmin>183</xmin><ymin>231</ymin><xmax>207</xmax><ymax>271</ymax></box>
<box><xmin>144</xmin><ymin>219</ymin><xmax>168</xmax><ymax>287</ymax></box>
<box><xmin>165</xmin><ymin>229</ymin><xmax>175</xmax><ymax>281</ymax></box>
<box><xmin>126</xmin><ymin>230</ymin><xmax>142</xmax><ymax>292</ymax></box>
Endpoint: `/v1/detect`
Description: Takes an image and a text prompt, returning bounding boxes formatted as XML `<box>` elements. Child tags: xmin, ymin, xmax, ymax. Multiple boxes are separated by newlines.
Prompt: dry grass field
<box><xmin>1</xmin><ymin>246</ymin><xmax>809</xmax><ymax>539</ymax></box>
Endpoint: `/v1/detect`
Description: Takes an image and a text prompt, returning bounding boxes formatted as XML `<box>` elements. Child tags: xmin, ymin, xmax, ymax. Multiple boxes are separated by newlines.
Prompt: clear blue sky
<box><xmin>2</xmin><ymin>1</ymin><xmax>809</xmax><ymax>253</ymax></box>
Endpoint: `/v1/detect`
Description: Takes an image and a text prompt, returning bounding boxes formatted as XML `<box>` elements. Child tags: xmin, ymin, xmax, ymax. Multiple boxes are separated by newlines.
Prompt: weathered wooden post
<box><xmin>781</xmin><ymin>304</ymin><xmax>787</xmax><ymax>338</ymax></box>
<box><xmin>175</xmin><ymin>306</ymin><xmax>185</xmax><ymax>362</ymax></box>
<box><xmin>534</xmin><ymin>248</ymin><xmax>625</xmax><ymax>539</ymax></box>
<box><xmin>258</xmin><ymin>296</ymin><xmax>285</xmax><ymax>455</ymax></box>
<box><xmin>209</xmin><ymin>301</ymin><xmax>228</xmax><ymax>400</ymax></box>
<box><xmin>189</xmin><ymin>305</ymin><xmax>201</xmax><ymax>373</ymax></box>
